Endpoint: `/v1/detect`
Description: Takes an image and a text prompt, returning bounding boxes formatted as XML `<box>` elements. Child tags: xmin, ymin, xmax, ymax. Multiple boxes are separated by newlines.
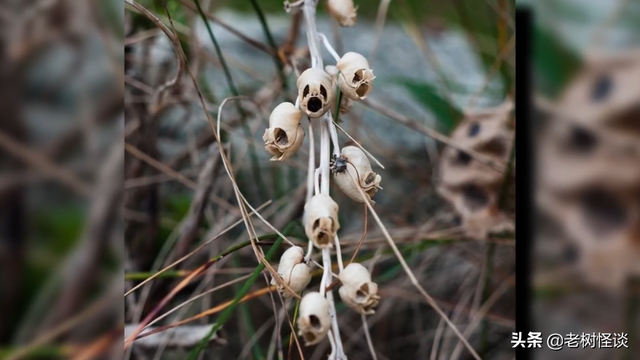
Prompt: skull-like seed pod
<box><xmin>263</xmin><ymin>102</ymin><xmax>305</xmax><ymax>161</ymax></box>
<box><xmin>338</xmin><ymin>263</ymin><xmax>380</xmax><ymax>315</ymax></box>
<box><xmin>333</xmin><ymin>146</ymin><xmax>382</xmax><ymax>203</ymax></box>
<box><xmin>336</xmin><ymin>52</ymin><xmax>375</xmax><ymax>100</ymax></box>
<box><xmin>327</xmin><ymin>0</ymin><xmax>357</xmax><ymax>27</ymax></box>
<box><xmin>297</xmin><ymin>292</ymin><xmax>331</xmax><ymax>346</ymax></box>
<box><xmin>296</xmin><ymin>68</ymin><xmax>334</xmax><ymax>118</ymax></box>
<box><xmin>271</xmin><ymin>246</ymin><xmax>312</xmax><ymax>297</ymax></box>
<box><xmin>303</xmin><ymin>194</ymin><xmax>340</xmax><ymax>249</ymax></box>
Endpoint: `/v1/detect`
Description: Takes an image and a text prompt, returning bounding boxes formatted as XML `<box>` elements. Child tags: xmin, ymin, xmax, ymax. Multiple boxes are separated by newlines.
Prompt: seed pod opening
<box><xmin>297</xmin><ymin>292</ymin><xmax>331</xmax><ymax>346</ymax></box>
<box><xmin>303</xmin><ymin>194</ymin><xmax>340</xmax><ymax>249</ymax></box>
<box><xmin>296</xmin><ymin>68</ymin><xmax>334</xmax><ymax>118</ymax></box>
<box><xmin>333</xmin><ymin>146</ymin><xmax>382</xmax><ymax>203</ymax></box>
<box><xmin>336</xmin><ymin>52</ymin><xmax>375</xmax><ymax>100</ymax></box>
<box><xmin>338</xmin><ymin>263</ymin><xmax>380</xmax><ymax>315</ymax></box>
<box><xmin>263</xmin><ymin>102</ymin><xmax>305</xmax><ymax>161</ymax></box>
<box><xmin>327</xmin><ymin>0</ymin><xmax>357</xmax><ymax>27</ymax></box>
<box><xmin>271</xmin><ymin>246</ymin><xmax>312</xmax><ymax>297</ymax></box>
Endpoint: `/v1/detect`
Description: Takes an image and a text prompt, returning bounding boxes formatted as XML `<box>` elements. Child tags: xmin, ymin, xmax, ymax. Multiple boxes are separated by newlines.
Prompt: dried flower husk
<box><xmin>271</xmin><ymin>246</ymin><xmax>312</xmax><ymax>297</ymax></box>
<box><xmin>297</xmin><ymin>68</ymin><xmax>334</xmax><ymax>118</ymax></box>
<box><xmin>297</xmin><ymin>291</ymin><xmax>331</xmax><ymax>346</ymax></box>
<box><xmin>263</xmin><ymin>102</ymin><xmax>305</xmax><ymax>161</ymax></box>
<box><xmin>303</xmin><ymin>193</ymin><xmax>340</xmax><ymax>249</ymax></box>
<box><xmin>338</xmin><ymin>263</ymin><xmax>380</xmax><ymax>315</ymax></box>
<box><xmin>327</xmin><ymin>0</ymin><xmax>357</xmax><ymax>27</ymax></box>
<box><xmin>336</xmin><ymin>52</ymin><xmax>375</xmax><ymax>100</ymax></box>
<box><xmin>333</xmin><ymin>146</ymin><xmax>382</xmax><ymax>203</ymax></box>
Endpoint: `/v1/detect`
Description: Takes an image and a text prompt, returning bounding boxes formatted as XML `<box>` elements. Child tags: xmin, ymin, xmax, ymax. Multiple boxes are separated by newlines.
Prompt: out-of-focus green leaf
<box><xmin>396</xmin><ymin>79</ymin><xmax>463</xmax><ymax>134</ymax></box>
<box><xmin>534</xmin><ymin>25</ymin><xmax>582</xmax><ymax>98</ymax></box>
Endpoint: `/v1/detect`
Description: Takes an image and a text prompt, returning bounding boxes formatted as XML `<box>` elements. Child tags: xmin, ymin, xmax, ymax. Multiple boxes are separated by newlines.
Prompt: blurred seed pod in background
<box><xmin>437</xmin><ymin>99</ymin><xmax>515</xmax><ymax>239</ymax></box>
<box><xmin>537</xmin><ymin>50</ymin><xmax>640</xmax><ymax>290</ymax></box>
<box><xmin>326</xmin><ymin>0</ymin><xmax>357</xmax><ymax>27</ymax></box>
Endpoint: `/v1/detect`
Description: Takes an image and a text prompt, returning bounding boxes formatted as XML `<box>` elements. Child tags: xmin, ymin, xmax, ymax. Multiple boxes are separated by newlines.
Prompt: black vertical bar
<box><xmin>516</xmin><ymin>7</ymin><xmax>533</xmax><ymax>360</ymax></box>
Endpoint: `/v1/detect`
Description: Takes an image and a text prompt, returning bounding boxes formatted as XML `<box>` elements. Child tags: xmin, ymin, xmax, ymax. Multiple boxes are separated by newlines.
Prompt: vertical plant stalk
<box><xmin>302</xmin><ymin>0</ymin><xmax>346</xmax><ymax>358</ymax></box>
<box><xmin>193</xmin><ymin>0</ymin><xmax>266</xmax><ymax>201</ymax></box>
<box><xmin>248</xmin><ymin>0</ymin><xmax>288</xmax><ymax>89</ymax></box>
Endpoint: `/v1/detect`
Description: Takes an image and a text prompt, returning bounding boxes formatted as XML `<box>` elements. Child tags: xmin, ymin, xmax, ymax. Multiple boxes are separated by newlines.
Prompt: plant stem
<box><xmin>303</xmin><ymin>1</ymin><xmax>346</xmax><ymax>358</ymax></box>
<box><xmin>193</xmin><ymin>0</ymin><xmax>266</xmax><ymax>202</ymax></box>
<box><xmin>248</xmin><ymin>0</ymin><xmax>288</xmax><ymax>89</ymax></box>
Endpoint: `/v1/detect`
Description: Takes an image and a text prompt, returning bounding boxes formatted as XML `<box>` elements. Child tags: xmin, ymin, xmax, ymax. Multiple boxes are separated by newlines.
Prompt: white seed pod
<box><xmin>303</xmin><ymin>194</ymin><xmax>340</xmax><ymax>249</ymax></box>
<box><xmin>263</xmin><ymin>102</ymin><xmax>305</xmax><ymax>161</ymax></box>
<box><xmin>336</xmin><ymin>52</ymin><xmax>375</xmax><ymax>100</ymax></box>
<box><xmin>296</xmin><ymin>68</ymin><xmax>334</xmax><ymax>118</ymax></box>
<box><xmin>338</xmin><ymin>263</ymin><xmax>380</xmax><ymax>315</ymax></box>
<box><xmin>271</xmin><ymin>246</ymin><xmax>312</xmax><ymax>297</ymax></box>
<box><xmin>333</xmin><ymin>146</ymin><xmax>382</xmax><ymax>203</ymax></box>
<box><xmin>327</xmin><ymin>0</ymin><xmax>357</xmax><ymax>27</ymax></box>
<box><xmin>297</xmin><ymin>291</ymin><xmax>331</xmax><ymax>346</ymax></box>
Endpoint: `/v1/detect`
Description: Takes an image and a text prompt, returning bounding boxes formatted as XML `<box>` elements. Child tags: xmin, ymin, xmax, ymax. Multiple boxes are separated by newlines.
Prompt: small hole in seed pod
<box><xmin>569</xmin><ymin>125</ymin><xmax>598</xmax><ymax>153</ymax></box>
<box><xmin>303</xmin><ymin>85</ymin><xmax>310</xmax><ymax>98</ymax></box>
<box><xmin>320</xmin><ymin>85</ymin><xmax>327</xmax><ymax>99</ymax></box>
<box><xmin>309</xmin><ymin>315</ymin><xmax>322</xmax><ymax>329</ymax></box>
<box><xmin>308</xmin><ymin>97</ymin><xmax>322</xmax><ymax>112</ymax></box>
<box><xmin>461</xmin><ymin>184</ymin><xmax>489</xmax><ymax>211</ymax></box>
<box><xmin>579</xmin><ymin>188</ymin><xmax>627</xmax><ymax>236</ymax></box>
<box><xmin>317</xmin><ymin>231</ymin><xmax>330</xmax><ymax>244</ymax></box>
<box><xmin>468</xmin><ymin>122</ymin><xmax>480</xmax><ymax>137</ymax></box>
<box><xmin>479</xmin><ymin>138</ymin><xmax>507</xmax><ymax>157</ymax></box>
<box><xmin>304</xmin><ymin>332</ymin><xmax>316</xmax><ymax>343</ymax></box>
<box><xmin>353</xmin><ymin>70</ymin><xmax>363</xmax><ymax>83</ymax></box>
<box><xmin>563</xmin><ymin>244</ymin><xmax>580</xmax><ymax>264</ymax></box>
<box><xmin>364</xmin><ymin>172</ymin><xmax>376</xmax><ymax>184</ymax></box>
<box><xmin>274</xmin><ymin>128</ymin><xmax>288</xmax><ymax>146</ymax></box>
<box><xmin>356</xmin><ymin>83</ymin><xmax>369</xmax><ymax>97</ymax></box>
<box><xmin>455</xmin><ymin>151</ymin><xmax>472</xmax><ymax>165</ymax></box>
<box><xmin>591</xmin><ymin>74</ymin><xmax>613</xmax><ymax>102</ymax></box>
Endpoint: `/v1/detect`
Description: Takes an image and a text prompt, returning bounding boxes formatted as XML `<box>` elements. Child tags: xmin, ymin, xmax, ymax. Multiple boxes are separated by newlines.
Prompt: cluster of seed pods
<box><xmin>263</xmin><ymin>1</ymin><xmax>382</xmax><ymax>357</ymax></box>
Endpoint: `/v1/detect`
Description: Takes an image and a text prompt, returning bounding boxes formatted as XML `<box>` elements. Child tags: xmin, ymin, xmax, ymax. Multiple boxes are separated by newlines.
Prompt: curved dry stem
<box><xmin>346</xmin><ymin>169</ymin><xmax>482</xmax><ymax>360</ymax></box>
<box><xmin>124</xmin><ymin>202</ymin><xmax>270</xmax><ymax>297</ymax></box>
<box><xmin>125</xmin><ymin>0</ymin><xmax>184</xmax><ymax>114</ymax></box>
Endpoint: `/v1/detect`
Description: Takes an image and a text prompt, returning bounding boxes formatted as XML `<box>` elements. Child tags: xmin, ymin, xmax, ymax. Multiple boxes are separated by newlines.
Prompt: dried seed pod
<box><xmin>326</xmin><ymin>0</ymin><xmax>357</xmax><ymax>27</ymax></box>
<box><xmin>271</xmin><ymin>246</ymin><xmax>312</xmax><ymax>297</ymax></box>
<box><xmin>338</xmin><ymin>263</ymin><xmax>380</xmax><ymax>315</ymax></box>
<box><xmin>297</xmin><ymin>292</ymin><xmax>331</xmax><ymax>346</ymax></box>
<box><xmin>333</xmin><ymin>146</ymin><xmax>382</xmax><ymax>203</ymax></box>
<box><xmin>326</xmin><ymin>65</ymin><xmax>354</xmax><ymax>115</ymax></box>
<box><xmin>297</xmin><ymin>68</ymin><xmax>334</xmax><ymax>118</ymax></box>
<box><xmin>263</xmin><ymin>102</ymin><xmax>305</xmax><ymax>161</ymax></box>
<box><xmin>303</xmin><ymin>194</ymin><xmax>340</xmax><ymax>249</ymax></box>
<box><xmin>336</xmin><ymin>52</ymin><xmax>375</xmax><ymax>100</ymax></box>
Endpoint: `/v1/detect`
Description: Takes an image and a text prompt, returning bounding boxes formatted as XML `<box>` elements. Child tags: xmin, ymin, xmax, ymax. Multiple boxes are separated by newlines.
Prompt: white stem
<box><xmin>304</xmin><ymin>1</ymin><xmax>346</xmax><ymax>358</ymax></box>
<box><xmin>334</xmin><ymin>234</ymin><xmax>344</xmax><ymax>272</ymax></box>
<box><xmin>304</xmin><ymin>240</ymin><xmax>313</xmax><ymax>264</ymax></box>
<box><xmin>306</xmin><ymin>117</ymin><xmax>315</xmax><ymax>202</ymax></box>
<box><xmin>327</xmin><ymin>115</ymin><xmax>341</xmax><ymax>158</ymax></box>
<box><xmin>320</xmin><ymin>116</ymin><xmax>330</xmax><ymax>195</ymax></box>
<box><xmin>318</xmin><ymin>33</ymin><xmax>342</xmax><ymax>63</ymax></box>
<box><xmin>304</xmin><ymin>1</ymin><xmax>323</xmax><ymax>69</ymax></box>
